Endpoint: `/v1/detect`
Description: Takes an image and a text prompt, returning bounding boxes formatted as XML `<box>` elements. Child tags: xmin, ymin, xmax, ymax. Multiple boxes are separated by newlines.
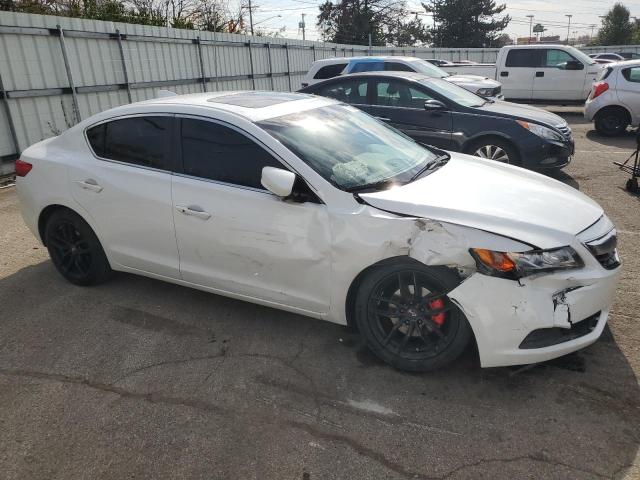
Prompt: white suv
<box><xmin>585</xmin><ymin>60</ymin><xmax>640</xmax><ymax>136</ymax></box>
<box><xmin>301</xmin><ymin>56</ymin><xmax>503</xmax><ymax>99</ymax></box>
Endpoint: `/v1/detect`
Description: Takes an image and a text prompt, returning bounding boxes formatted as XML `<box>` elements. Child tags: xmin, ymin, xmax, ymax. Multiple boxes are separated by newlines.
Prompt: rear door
<box><xmin>365</xmin><ymin>77</ymin><xmax>453</xmax><ymax>149</ymax></box>
<box><xmin>532</xmin><ymin>48</ymin><xmax>587</xmax><ymax>101</ymax></box>
<box><xmin>70</xmin><ymin>115</ymin><xmax>180</xmax><ymax>278</ymax></box>
<box><xmin>498</xmin><ymin>49</ymin><xmax>539</xmax><ymax>101</ymax></box>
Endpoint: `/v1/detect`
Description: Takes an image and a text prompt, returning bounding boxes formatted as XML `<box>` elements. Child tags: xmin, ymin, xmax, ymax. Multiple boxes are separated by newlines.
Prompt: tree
<box><xmin>423</xmin><ymin>0</ymin><xmax>510</xmax><ymax>48</ymax></box>
<box><xmin>598</xmin><ymin>3</ymin><xmax>633</xmax><ymax>45</ymax></box>
<box><xmin>317</xmin><ymin>0</ymin><xmax>430</xmax><ymax>46</ymax></box>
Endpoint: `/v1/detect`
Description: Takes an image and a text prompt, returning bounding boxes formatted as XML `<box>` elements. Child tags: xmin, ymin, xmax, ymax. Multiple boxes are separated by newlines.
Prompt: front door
<box><xmin>532</xmin><ymin>48</ymin><xmax>587</xmax><ymax>101</ymax></box>
<box><xmin>171</xmin><ymin>117</ymin><xmax>332</xmax><ymax>314</ymax></box>
<box><xmin>69</xmin><ymin>115</ymin><xmax>180</xmax><ymax>278</ymax></box>
<box><xmin>364</xmin><ymin>78</ymin><xmax>453</xmax><ymax>149</ymax></box>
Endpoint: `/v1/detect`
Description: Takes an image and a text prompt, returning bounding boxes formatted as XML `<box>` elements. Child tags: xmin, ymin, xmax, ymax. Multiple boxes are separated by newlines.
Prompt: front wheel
<box><xmin>45</xmin><ymin>209</ymin><xmax>113</xmax><ymax>286</ymax></box>
<box><xmin>466</xmin><ymin>137</ymin><xmax>520</xmax><ymax>166</ymax></box>
<box><xmin>354</xmin><ymin>262</ymin><xmax>472</xmax><ymax>372</ymax></box>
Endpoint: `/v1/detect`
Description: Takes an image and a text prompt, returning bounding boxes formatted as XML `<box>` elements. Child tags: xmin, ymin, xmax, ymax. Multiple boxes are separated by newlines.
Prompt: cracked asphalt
<box><xmin>1</xmin><ymin>110</ymin><xmax>639</xmax><ymax>479</ymax></box>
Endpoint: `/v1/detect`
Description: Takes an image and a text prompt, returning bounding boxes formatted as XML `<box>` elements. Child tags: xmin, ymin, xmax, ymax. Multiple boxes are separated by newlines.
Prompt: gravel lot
<box><xmin>0</xmin><ymin>109</ymin><xmax>639</xmax><ymax>480</ymax></box>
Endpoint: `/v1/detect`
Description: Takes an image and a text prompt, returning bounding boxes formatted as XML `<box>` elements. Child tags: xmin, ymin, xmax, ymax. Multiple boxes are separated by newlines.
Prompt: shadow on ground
<box><xmin>0</xmin><ymin>261</ymin><xmax>638</xmax><ymax>479</ymax></box>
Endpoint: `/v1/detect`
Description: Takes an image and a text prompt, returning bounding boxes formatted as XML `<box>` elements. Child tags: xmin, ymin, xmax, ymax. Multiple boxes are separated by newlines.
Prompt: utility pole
<box><xmin>248</xmin><ymin>0</ymin><xmax>254</xmax><ymax>36</ymax></box>
<box><xmin>565</xmin><ymin>14</ymin><xmax>572</xmax><ymax>45</ymax></box>
<box><xmin>527</xmin><ymin>15</ymin><xmax>534</xmax><ymax>44</ymax></box>
<box><xmin>299</xmin><ymin>13</ymin><xmax>306</xmax><ymax>40</ymax></box>
<box><xmin>589</xmin><ymin>24</ymin><xmax>596</xmax><ymax>42</ymax></box>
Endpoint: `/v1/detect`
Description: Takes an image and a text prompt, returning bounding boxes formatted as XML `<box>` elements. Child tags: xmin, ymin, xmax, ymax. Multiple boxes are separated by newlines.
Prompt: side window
<box><xmin>349</xmin><ymin>61</ymin><xmax>384</xmax><ymax>73</ymax></box>
<box><xmin>181</xmin><ymin>118</ymin><xmax>282</xmax><ymax>189</ymax></box>
<box><xmin>384</xmin><ymin>62</ymin><xmax>416</xmax><ymax>72</ymax></box>
<box><xmin>374</xmin><ymin>80</ymin><xmax>433</xmax><ymax>109</ymax></box>
<box><xmin>543</xmin><ymin>49</ymin><xmax>578</xmax><ymax>68</ymax></box>
<box><xmin>316</xmin><ymin>79</ymin><xmax>368</xmax><ymax>105</ymax></box>
<box><xmin>313</xmin><ymin>63</ymin><xmax>347</xmax><ymax>79</ymax></box>
<box><xmin>86</xmin><ymin>116</ymin><xmax>171</xmax><ymax>170</ymax></box>
<box><xmin>622</xmin><ymin>67</ymin><xmax>640</xmax><ymax>83</ymax></box>
<box><xmin>505</xmin><ymin>49</ymin><xmax>540</xmax><ymax>68</ymax></box>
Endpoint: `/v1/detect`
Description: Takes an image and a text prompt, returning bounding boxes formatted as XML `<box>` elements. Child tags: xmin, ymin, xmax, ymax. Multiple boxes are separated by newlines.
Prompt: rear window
<box><xmin>505</xmin><ymin>49</ymin><xmax>540</xmax><ymax>68</ymax></box>
<box><xmin>86</xmin><ymin>116</ymin><xmax>171</xmax><ymax>170</ymax></box>
<box><xmin>597</xmin><ymin>67</ymin><xmax>613</xmax><ymax>81</ymax></box>
<box><xmin>313</xmin><ymin>63</ymin><xmax>347</xmax><ymax>79</ymax></box>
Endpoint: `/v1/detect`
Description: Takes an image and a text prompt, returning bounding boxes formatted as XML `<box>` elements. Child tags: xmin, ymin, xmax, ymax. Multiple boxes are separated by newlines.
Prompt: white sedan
<box><xmin>16</xmin><ymin>91</ymin><xmax>620</xmax><ymax>371</ymax></box>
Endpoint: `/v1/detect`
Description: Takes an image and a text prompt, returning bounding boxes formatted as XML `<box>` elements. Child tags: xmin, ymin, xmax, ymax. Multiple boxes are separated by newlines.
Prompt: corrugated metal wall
<box><xmin>0</xmin><ymin>11</ymin><xmax>636</xmax><ymax>175</ymax></box>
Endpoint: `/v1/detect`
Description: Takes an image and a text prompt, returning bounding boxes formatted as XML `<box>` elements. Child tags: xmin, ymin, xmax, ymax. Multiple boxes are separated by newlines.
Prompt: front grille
<box><xmin>585</xmin><ymin>230</ymin><xmax>620</xmax><ymax>270</ymax></box>
<box><xmin>519</xmin><ymin>312</ymin><xmax>600</xmax><ymax>349</ymax></box>
<box><xmin>556</xmin><ymin>123</ymin><xmax>573</xmax><ymax>141</ymax></box>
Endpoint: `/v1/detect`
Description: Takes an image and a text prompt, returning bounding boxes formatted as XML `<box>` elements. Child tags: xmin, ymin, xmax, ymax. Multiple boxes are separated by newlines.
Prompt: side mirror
<box><xmin>261</xmin><ymin>166</ymin><xmax>296</xmax><ymax>197</ymax></box>
<box><xmin>564</xmin><ymin>60</ymin><xmax>584</xmax><ymax>71</ymax></box>
<box><xmin>424</xmin><ymin>99</ymin><xmax>447</xmax><ymax>111</ymax></box>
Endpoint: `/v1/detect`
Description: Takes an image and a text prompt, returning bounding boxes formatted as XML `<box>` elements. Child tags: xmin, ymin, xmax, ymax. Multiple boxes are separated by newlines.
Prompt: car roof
<box><xmin>312</xmin><ymin>56</ymin><xmax>421</xmax><ymax>65</ymax></box>
<box><xmin>608</xmin><ymin>59</ymin><xmax>640</xmax><ymax>68</ymax></box>
<box><xmin>323</xmin><ymin>71</ymin><xmax>432</xmax><ymax>82</ymax></box>
<box><xmin>86</xmin><ymin>91</ymin><xmax>339</xmax><ymax>125</ymax></box>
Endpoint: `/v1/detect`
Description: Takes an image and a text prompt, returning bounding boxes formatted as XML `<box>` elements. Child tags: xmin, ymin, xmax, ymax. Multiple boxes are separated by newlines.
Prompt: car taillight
<box><xmin>591</xmin><ymin>81</ymin><xmax>609</xmax><ymax>99</ymax></box>
<box><xmin>15</xmin><ymin>159</ymin><xmax>32</xmax><ymax>177</ymax></box>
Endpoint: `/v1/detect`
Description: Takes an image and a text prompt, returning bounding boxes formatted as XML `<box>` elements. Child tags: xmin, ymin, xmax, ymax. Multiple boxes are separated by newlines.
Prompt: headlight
<box><xmin>476</xmin><ymin>88</ymin><xmax>493</xmax><ymax>96</ymax></box>
<box><xmin>469</xmin><ymin>246</ymin><xmax>583</xmax><ymax>279</ymax></box>
<box><xmin>516</xmin><ymin>120</ymin><xmax>564</xmax><ymax>142</ymax></box>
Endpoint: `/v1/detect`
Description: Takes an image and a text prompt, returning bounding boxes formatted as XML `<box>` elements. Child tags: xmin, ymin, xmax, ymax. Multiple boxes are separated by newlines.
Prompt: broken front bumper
<box><xmin>447</xmin><ymin>249</ymin><xmax>620</xmax><ymax>368</ymax></box>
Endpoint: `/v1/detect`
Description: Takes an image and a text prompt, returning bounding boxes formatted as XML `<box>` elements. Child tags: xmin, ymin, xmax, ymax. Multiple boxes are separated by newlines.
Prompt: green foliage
<box><xmin>317</xmin><ymin>0</ymin><xmax>430</xmax><ymax>46</ymax></box>
<box><xmin>423</xmin><ymin>0</ymin><xmax>510</xmax><ymax>47</ymax></box>
<box><xmin>597</xmin><ymin>3</ymin><xmax>633</xmax><ymax>46</ymax></box>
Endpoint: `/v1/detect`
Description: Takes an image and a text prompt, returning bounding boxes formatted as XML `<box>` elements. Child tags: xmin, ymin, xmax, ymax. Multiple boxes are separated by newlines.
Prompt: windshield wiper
<box><xmin>344</xmin><ymin>179</ymin><xmax>398</xmax><ymax>193</ymax></box>
<box><xmin>409</xmin><ymin>153</ymin><xmax>450</xmax><ymax>181</ymax></box>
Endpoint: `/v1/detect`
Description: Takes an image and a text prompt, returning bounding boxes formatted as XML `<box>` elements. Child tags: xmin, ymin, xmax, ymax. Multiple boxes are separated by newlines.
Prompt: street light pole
<box><xmin>248</xmin><ymin>0</ymin><xmax>254</xmax><ymax>36</ymax></box>
<box><xmin>565</xmin><ymin>14</ymin><xmax>572</xmax><ymax>45</ymax></box>
<box><xmin>527</xmin><ymin>15</ymin><xmax>534</xmax><ymax>44</ymax></box>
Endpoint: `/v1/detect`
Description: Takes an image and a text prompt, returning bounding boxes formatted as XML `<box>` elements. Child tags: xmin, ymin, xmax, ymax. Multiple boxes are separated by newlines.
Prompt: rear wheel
<box><xmin>45</xmin><ymin>209</ymin><xmax>112</xmax><ymax>286</ymax></box>
<box><xmin>595</xmin><ymin>107</ymin><xmax>629</xmax><ymax>137</ymax></box>
<box><xmin>354</xmin><ymin>262</ymin><xmax>472</xmax><ymax>372</ymax></box>
<box><xmin>466</xmin><ymin>137</ymin><xmax>520</xmax><ymax>165</ymax></box>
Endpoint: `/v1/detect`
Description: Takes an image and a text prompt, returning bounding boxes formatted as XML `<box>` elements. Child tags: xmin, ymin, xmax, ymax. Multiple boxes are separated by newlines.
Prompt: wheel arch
<box><xmin>344</xmin><ymin>256</ymin><xmax>465</xmax><ymax>332</ymax></box>
<box><xmin>594</xmin><ymin>104</ymin><xmax>632</xmax><ymax>124</ymax></box>
<box><xmin>38</xmin><ymin>204</ymin><xmax>95</xmax><ymax>247</ymax></box>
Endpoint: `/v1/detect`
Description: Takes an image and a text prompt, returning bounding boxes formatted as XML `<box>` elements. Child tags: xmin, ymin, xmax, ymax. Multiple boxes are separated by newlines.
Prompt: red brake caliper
<box><xmin>429</xmin><ymin>298</ymin><xmax>446</xmax><ymax>326</ymax></box>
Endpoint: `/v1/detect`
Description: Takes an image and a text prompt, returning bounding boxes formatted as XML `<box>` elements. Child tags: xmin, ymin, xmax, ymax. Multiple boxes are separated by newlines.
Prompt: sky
<box><xmin>247</xmin><ymin>0</ymin><xmax>640</xmax><ymax>43</ymax></box>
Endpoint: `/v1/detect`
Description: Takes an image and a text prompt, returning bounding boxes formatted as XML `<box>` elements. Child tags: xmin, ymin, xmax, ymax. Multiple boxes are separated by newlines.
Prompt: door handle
<box><xmin>75</xmin><ymin>179</ymin><xmax>103</xmax><ymax>193</ymax></box>
<box><xmin>500</xmin><ymin>71</ymin><xmax>508</xmax><ymax>77</ymax></box>
<box><xmin>175</xmin><ymin>205</ymin><xmax>211</xmax><ymax>220</ymax></box>
<box><xmin>536</xmin><ymin>71</ymin><xmax>544</xmax><ymax>77</ymax></box>
<box><xmin>375</xmin><ymin>116</ymin><xmax>391</xmax><ymax>122</ymax></box>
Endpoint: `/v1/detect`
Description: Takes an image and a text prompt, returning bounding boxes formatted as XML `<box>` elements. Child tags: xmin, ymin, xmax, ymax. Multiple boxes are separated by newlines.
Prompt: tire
<box><xmin>595</xmin><ymin>108</ymin><xmax>629</xmax><ymax>137</ymax></box>
<box><xmin>44</xmin><ymin>209</ymin><xmax>112</xmax><ymax>286</ymax></box>
<box><xmin>354</xmin><ymin>261</ymin><xmax>472</xmax><ymax>372</ymax></box>
<box><xmin>466</xmin><ymin>137</ymin><xmax>520</xmax><ymax>165</ymax></box>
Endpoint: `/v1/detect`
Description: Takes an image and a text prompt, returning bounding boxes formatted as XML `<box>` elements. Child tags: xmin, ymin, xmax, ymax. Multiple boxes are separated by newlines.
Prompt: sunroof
<box><xmin>208</xmin><ymin>92</ymin><xmax>303</xmax><ymax>108</ymax></box>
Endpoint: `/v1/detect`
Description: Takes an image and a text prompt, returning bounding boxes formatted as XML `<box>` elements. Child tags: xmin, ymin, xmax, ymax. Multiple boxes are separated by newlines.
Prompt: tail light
<box><xmin>590</xmin><ymin>81</ymin><xmax>609</xmax><ymax>100</ymax></box>
<box><xmin>15</xmin><ymin>159</ymin><xmax>32</xmax><ymax>177</ymax></box>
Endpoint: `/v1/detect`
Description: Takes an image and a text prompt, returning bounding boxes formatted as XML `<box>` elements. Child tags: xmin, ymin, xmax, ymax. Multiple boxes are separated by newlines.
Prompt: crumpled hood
<box><xmin>360</xmin><ymin>154</ymin><xmax>603</xmax><ymax>249</ymax></box>
<box><xmin>447</xmin><ymin>75</ymin><xmax>500</xmax><ymax>87</ymax></box>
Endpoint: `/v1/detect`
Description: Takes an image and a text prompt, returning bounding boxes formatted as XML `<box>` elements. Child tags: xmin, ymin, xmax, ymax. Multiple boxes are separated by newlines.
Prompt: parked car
<box><xmin>300</xmin><ymin>71</ymin><xmax>574</xmax><ymax>170</ymax></box>
<box><xmin>15</xmin><ymin>91</ymin><xmax>620</xmax><ymax>371</ymax></box>
<box><xmin>300</xmin><ymin>56</ymin><xmax>503</xmax><ymax>99</ymax></box>
<box><xmin>585</xmin><ymin>60</ymin><xmax>640</xmax><ymax>136</ymax></box>
<box><xmin>588</xmin><ymin>53</ymin><xmax>625</xmax><ymax>62</ymax></box>
<box><xmin>444</xmin><ymin>45</ymin><xmax>603</xmax><ymax>103</ymax></box>
<box><xmin>617</xmin><ymin>52</ymin><xmax>640</xmax><ymax>60</ymax></box>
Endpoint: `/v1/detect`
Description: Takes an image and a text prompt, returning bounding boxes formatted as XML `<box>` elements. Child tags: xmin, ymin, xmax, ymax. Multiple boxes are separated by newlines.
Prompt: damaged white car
<box><xmin>16</xmin><ymin>91</ymin><xmax>621</xmax><ymax>371</ymax></box>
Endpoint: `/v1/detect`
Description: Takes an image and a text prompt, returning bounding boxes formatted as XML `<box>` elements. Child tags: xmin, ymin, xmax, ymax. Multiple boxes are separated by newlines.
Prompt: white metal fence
<box><xmin>0</xmin><ymin>11</ymin><xmax>638</xmax><ymax>175</ymax></box>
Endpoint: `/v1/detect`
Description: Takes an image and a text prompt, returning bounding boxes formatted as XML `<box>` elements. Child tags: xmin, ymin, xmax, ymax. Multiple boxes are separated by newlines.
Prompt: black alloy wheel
<box><xmin>355</xmin><ymin>264</ymin><xmax>472</xmax><ymax>372</ymax></box>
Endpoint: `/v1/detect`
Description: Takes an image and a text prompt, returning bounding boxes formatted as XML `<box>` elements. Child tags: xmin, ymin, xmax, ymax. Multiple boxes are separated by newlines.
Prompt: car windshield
<box><xmin>419</xmin><ymin>78</ymin><xmax>485</xmax><ymax>108</ymax></box>
<box><xmin>567</xmin><ymin>46</ymin><xmax>597</xmax><ymax>65</ymax></box>
<box><xmin>258</xmin><ymin>104</ymin><xmax>443</xmax><ymax>192</ymax></box>
<box><xmin>407</xmin><ymin>59</ymin><xmax>450</xmax><ymax>78</ymax></box>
